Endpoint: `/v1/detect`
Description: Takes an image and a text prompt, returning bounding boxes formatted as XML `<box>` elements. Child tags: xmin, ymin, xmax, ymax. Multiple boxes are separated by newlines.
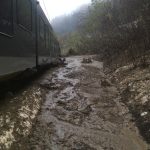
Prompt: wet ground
<box><xmin>111</xmin><ymin>64</ymin><xmax>150</xmax><ymax>144</ymax></box>
<box><xmin>0</xmin><ymin>56</ymin><xmax>149</xmax><ymax>149</ymax></box>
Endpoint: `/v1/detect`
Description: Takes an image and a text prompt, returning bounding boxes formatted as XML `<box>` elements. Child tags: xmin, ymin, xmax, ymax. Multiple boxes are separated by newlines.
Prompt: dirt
<box><xmin>0</xmin><ymin>56</ymin><xmax>149</xmax><ymax>149</ymax></box>
<box><xmin>110</xmin><ymin>64</ymin><xmax>150</xmax><ymax>144</ymax></box>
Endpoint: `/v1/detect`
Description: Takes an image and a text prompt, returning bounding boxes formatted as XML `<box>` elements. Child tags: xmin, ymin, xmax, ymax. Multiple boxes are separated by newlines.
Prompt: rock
<box><xmin>35</xmin><ymin>91</ymin><xmax>41</xmax><ymax>97</ymax></box>
<box><xmin>101</xmin><ymin>79</ymin><xmax>112</xmax><ymax>87</ymax></box>
<box><xmin>115</xmin><ymin>65</ymin><xmax>133</xmax><ymax>73</ymax></box>
<box><xmin>141</xmin><ymin>96</ymin><xmax>148</xmax><ymax>104</ymax></box>
<box><xmin>80</xmin><ymin>105</ymin><xmax>92</xmax><ymax>115</ymax></box>
<box><xmin>72</xmin><ymin>142</ymin><xmax>96</xmax><ymax>150</ymax></box>
<box><xmin>141</xmin><ymin>112</ymin><xmax>148</xmax><ymax>117</ymax></box>
<box><xmin>82</xmin><ymin>58</ymin><xmax>93</xmax><ymax>64</ymax></box>
<box><xmin>57</xmin><ymin>100</ymin><xmax>66</xmax><ymax>106</ymax></box>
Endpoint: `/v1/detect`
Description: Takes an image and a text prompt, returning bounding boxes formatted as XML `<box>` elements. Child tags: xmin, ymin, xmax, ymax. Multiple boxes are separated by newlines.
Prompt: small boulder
<box><xmin>82</xmin><ymin>58</ymin><xmax>93</xmax><ymax>64</ymax></box>
<box><xmin>101</xmin><ymin>79</ymin><xmax>112</xmax><ymax>87</ymax></box>
<box><xmin>141</xmin><ymin>112</ymin><xmax>148</xmax><ymax>117</ymax></box>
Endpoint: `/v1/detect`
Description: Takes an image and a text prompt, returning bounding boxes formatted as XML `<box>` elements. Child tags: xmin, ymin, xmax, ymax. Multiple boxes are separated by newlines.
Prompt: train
<box><xmin>0</xmin><ymin>0</ymin><xmax>61</xmax><ymax>78</ymax></box>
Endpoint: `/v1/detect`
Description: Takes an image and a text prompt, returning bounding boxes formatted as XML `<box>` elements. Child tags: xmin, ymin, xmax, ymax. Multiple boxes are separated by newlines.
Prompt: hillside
<box><xmin>51</xmin><ymin>4</ymin><xmax>89</xmax><ymax>36</ymax></box>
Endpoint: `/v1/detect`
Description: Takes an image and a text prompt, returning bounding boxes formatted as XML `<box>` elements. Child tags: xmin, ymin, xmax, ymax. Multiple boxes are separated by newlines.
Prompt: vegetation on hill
<box><xmin>51</xmin><ymin>4</ymin><xmax>90</xmax><ymax>55</ymax></box>
<box><xmin>52</xmin><ymin>0</ymin><xmax>150</xmax><ymax>67</ymax></box>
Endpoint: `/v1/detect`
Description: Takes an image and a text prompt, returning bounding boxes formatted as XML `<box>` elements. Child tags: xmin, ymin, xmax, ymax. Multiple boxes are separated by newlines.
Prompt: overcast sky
<box><xmin>38</xmin><ymin>0</ymin><xmax>91</xmax><ymax>20</ymax></box>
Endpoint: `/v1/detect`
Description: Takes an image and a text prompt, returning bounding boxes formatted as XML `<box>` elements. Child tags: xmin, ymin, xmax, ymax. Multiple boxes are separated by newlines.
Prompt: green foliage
<box><xmin>78</xmin><ymin>0</ymin><xmax>150</xmax><ymax>66</ymax></box>
<box><xmin>52</xmin><ymin>0</ymin><xmax>150</xmax><ymax>62</ymax></box>
<box><xmin>52</xmin><ymin>4</ymin><xmax>90</xmax><ymax>55</ymax></box>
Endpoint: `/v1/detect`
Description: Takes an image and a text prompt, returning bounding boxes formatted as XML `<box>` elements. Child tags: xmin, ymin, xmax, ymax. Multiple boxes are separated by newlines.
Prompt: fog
<box><xmin>38</xmin><ymin>0</ymin><xmax>91</xmax><ymax>20</ymax></box>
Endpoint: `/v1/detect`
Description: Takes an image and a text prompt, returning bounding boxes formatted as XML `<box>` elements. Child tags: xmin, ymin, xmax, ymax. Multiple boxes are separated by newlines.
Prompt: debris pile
<box><xmin>82</xmin><ymin>57</ymin><xmax>93</xmax><ymax>64</ymax></box>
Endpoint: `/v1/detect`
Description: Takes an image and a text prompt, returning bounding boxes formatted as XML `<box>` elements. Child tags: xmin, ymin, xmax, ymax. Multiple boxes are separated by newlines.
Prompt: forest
<box><xmin>52</xmin><ymin>0</ymin><xmax>150</xmax><ymax>68</ymax></box>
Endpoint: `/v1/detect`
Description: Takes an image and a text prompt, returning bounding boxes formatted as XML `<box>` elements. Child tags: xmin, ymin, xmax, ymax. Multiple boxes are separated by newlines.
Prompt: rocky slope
<box><xmin>110</xmin><ymin>62</ymin><xmax>150</xmax><ymax>144</ymax></box>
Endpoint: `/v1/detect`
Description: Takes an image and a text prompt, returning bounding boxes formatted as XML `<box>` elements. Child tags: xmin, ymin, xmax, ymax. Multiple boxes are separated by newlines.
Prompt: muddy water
<box><xmin>0</xmin><ymin>56</ymin><xmax>148</xmax><ymax>149</ymax></box>
<box><xmin>27</xmin><ymin>56</ymin><xmax>148</xmax><ymax>150</ymax></box>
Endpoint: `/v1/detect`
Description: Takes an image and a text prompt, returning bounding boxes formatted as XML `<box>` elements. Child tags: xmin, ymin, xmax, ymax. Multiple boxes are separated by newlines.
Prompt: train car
<box><xmin>0</xmin><ymin>0</ymin><xmax>60</xmax><ymax>78</ymax></box>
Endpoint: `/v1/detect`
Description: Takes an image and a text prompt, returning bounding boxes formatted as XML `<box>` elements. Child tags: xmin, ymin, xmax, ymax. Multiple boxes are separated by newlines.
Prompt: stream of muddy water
<box><xmin>0</xmin><ymin>56</ymin><xmax>149</xmax><ymax>150</ymax></box>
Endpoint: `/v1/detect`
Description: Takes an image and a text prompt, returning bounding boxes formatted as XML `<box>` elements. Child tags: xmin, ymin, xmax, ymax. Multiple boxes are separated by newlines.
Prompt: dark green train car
<box><xmin>0</xmin><ymin>0</ymin><xmax>60</xmax><ymax>77</ymax></box>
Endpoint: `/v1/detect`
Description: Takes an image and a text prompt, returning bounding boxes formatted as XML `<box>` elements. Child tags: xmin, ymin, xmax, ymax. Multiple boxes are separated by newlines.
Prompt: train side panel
<box><xmin>37</xmin><ymin>4</ymin><xmax>61</xmax><ymax>65</ymax></box>
<box><xmin>37</xmin><ymin>4</ymin><xmax>51</xmax><ymax>65</ymax></box>
<box><xmin>0</xmin><ymin>0</ymin><xmax>61</xmax><ymax>77</ymax></box>
<box><xmin>0</xmin><ymin>0</ymin><xmax>37</xmax><ymax>76</ymax></box>
<box><xmin>37</xmin><ymin>5</ymin><xmax>61</xmax><ymax>65</ymax></box>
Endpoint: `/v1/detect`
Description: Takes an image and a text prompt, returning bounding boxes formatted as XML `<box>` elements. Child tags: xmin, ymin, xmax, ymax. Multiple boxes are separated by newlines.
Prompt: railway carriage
<box><xmin>0</xmin><ymin>0</ymin><xmax>60</xmax><ymax>77</ymax></box>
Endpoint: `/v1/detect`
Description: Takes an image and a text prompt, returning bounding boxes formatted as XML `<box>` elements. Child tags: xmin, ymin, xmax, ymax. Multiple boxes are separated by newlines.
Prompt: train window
<box><xmin>0</xmin><ymin>0</ymin><xmax>13</xmax><ymax>36</ymax></box>
<box><xmin>39</xmin><ymin>17</ymin><xmax>45</xmax><ymax>39</ymax></box>
<box><xmin>49</xmin><ymin>31</ymin><xmax>52</xmax><ymax>56</ymax></box>
<box><xmin>49</xmin><ymin>31</ymin><xmax>52</xmax><ymax>47</ymax></box>
<box><xmin>45</xmin><ymin>26</ymin><xmax>49</xmax><ymax>48</ymax></box>
<box><xmin>17</xmin><ymin>0</ymin><xmax>32</xmax><ymax>31</ymax></box>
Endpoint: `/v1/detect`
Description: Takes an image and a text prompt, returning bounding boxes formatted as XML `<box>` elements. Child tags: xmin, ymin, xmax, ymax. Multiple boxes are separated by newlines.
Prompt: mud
<box><xmin>0</xmin><ymin>56</ymin><xmax>149</xmax><ymax>149</ymax></box>
<box><xmin>111</xmin><ymin>64</ymin><xmax>150</xmax><ymax>144</ymax></box>
<box><xmin>27</xmin><ymin>56</ymin><xmax>148</xmax><ymax>150</ymax></box>
<box><xmin>0</xmin><ymin>86</ymin><xmax>42</xmax><ymax>149</ymax></box>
